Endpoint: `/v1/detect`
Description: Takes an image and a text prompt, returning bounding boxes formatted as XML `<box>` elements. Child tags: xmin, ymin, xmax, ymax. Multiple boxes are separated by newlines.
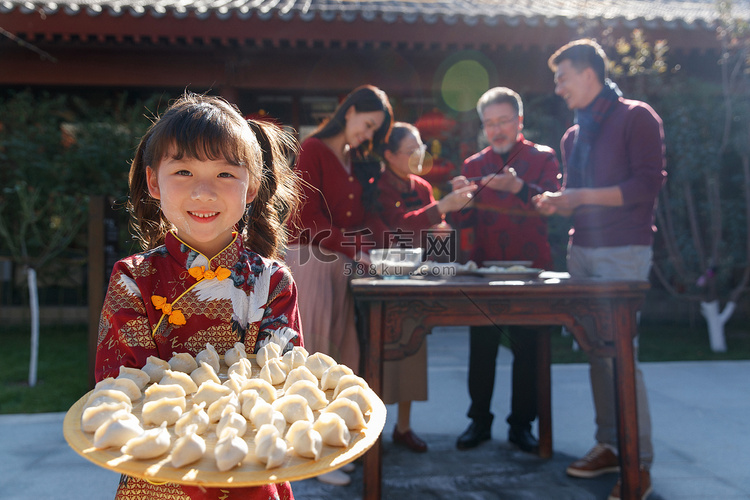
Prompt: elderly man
<box><xmin>451</xmin><ymin>86</ymin><xmax>560</xmax><ymax>454</ymax></box>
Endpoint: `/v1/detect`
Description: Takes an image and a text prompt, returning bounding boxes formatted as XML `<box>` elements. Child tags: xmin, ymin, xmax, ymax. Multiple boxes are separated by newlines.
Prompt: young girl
<box><xmin>285</xmin><ymin>84</ymin><xmax>392</xmax><ymax>485</ymax></box>
<box><xmin>95</xmin><ymin>93</ymin><xmax>302</xmax><ymax>500</ymax></box>
<box><xmin>377</xmin><ymin>122</ymin><xmax>476</xmax><ymax>453</ymax></box>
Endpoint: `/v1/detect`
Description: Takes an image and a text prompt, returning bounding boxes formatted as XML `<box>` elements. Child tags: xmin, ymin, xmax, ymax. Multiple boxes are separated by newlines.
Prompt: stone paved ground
<box><xmin>290</xmin><ymin>434</ymin><xmax>627</xmax><ymax>500</ymax></box>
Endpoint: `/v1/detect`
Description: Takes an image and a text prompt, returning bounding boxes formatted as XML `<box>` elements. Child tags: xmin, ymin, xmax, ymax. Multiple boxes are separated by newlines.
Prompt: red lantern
<box><xmin>415</xmin><ymin>109</ymin><xmax>456</xmax><ymax>141</ymax></box>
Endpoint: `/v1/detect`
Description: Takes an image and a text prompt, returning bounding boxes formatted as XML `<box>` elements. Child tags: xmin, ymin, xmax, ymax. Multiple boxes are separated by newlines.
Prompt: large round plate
<box><xmin>64</xmin><ymin>380</ymin><xmax>385</xmax><ymax>487</ymax></box>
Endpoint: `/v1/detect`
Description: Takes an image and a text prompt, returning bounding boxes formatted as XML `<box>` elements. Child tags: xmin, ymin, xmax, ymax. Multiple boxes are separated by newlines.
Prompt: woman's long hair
<box><xmin>312</xmin><ymin>85</ymin><xmax>393</xmax><ymax>211</ymax></box>
<box><xmin>127</xmin><ymin>92</ymin><xmax>300</xmax><ymax>259</ymax></box>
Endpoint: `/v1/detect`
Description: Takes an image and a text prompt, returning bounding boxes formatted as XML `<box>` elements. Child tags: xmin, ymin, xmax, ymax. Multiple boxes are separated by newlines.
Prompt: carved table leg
<box><xmin>362</xmin><ymin>300</ymin><xmax>383</xmax><ymax>500</ymax></box>
<box><xmin>613</xmin><ymin>302</ymin><xmax>642</xmax><ymax>500</ymax></box>
<box><xmin>537</xmin><ymin>327</ymin><xmax>552</xmax><ymax>458</ymax></box>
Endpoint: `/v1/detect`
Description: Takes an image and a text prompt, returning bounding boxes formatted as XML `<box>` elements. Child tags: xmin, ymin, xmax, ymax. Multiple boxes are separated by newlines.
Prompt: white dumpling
<box><xmin>81</xmin><ymin>401</ymin><xmax>132</xmax><ymax>433</ymax></box>
<box><xmin>121</xmin><ymin>422</ymin><xmax>171</xmax><ymax>459</ymax></box>
<box><xmin>312</xmin><ymin>412</ymin><xmax>351</xmax><ymax>447</ymax></box>
<box><xmin>159</xmin><ymin>369</ymin><xmax>198</xmax><ymax>395</ymax></box>
<box><xmin>292</xmin><ymin>345</ymin><xmax>309</xmax><ymax>358</ymax></box>
<box><xmin>284</xmin><ymin>380</ymin><xmax>328</xmax><ymax>410</ymax></box>
<box><xmin>193</xmin><ymin>380</ymin><xmax>233</xmax><ymax>408</ymax></box>
<box><xmin>84</xmin><ymin>389</ymin><xmax>132</xmax><ymax>411</ymax></box>
<box><xmin>93</xmin><ymin>377</ymin><xmax>142</xmax><ymax>402</ymax></box>
<box><xmin>216</xmin><ymin>407</ymin><xmax>247</xmax><ymax>438</ymax></box>
<box><xmin>168</xmin><ymin>352</ymin><xmax>198</xmax><ymax>374</ymax></box>
<box><xmin>256</xmin><ymin>342</ymin><xmax>281</xmax><ymax>368</ymax></box>
<box><xmin>223</xmin><ymin>373</ymin><xmax>247</xmax><ymax>394</ymax></box>
<box><xmin>335</xmin><ymin>385</ymin><xmax>374</xmax><ymax>415</ymax></box>
<box><xmin>239</xmin><ymin>389</ymin><xmax>260</xmax><ymax>420</ymax></box>
<box><xmin>116</xmin><ymin>366</ymin><xmax>150</xmax><ymax>391</ymax></box>
<box><xmin>285</xmin><ymin>420</ymin><xmax>323</xmax><ymax>460</ymax></box>
<box><xmin>241</xmin><ymin>378</ymin><xmax>277</xmax><ymax>403</ymax></box>
<box><xmin>254</xmin><ymin>424</ymin><xmax>287</xmax><ymax>470</ymax></box>
<box><xmin>144</xmin><ymin>383</ymin><xmax>186</xmax><ymax>402</ymax></box>
<box><xmin>320</xmin><ymin>364</ymin><xmax>355</xmax><ymax>391</ymax></box>
<box><xmin>260</xmin><ymin>437</ymin><xmax>287</xmax><ymax>469</ymax></box>
<box><xmin>142</xmin><ymin>356</ymin><xmax>170</xmax><ymax>383</ymax></box>
<box><xmin>322</xmin><ymin>398</ymin><xmax>367</xmax><ymax>430</ymax></box>
<box><xmin>282</xmin><ymin>366</ymin><xmax>318</xmax><ymax>392</ymax></box>
<box><xmin>170</xmin><ymin>425</ymin><xmax>206</xmax><ymax>468</ymax></box>
<box><xmin>224</xmin><ymin>342</ymin><xmax>247</xmax><ymax>367</ymax></box>
<box><xmin>305</xmin><ymin>352</ymin><xmax>336</xmax><ymax>379</ymax></box>
<box><xmin>254</xmin><ymin>423</ymin><xmax>280</xmax><ymax>454</ymax></box>
<box><xmin>249</xmin><ymin>400</ymin><xmax>286</xmax><ymax>435</ymax></box>
<box><xmin>191</xmin><ymin>361</ymin><xmax>220</xmax><ymax>386</ymax></box>
<box><xmin>141</xmin><ymin>396</ymin><xmax>186</xmax><ymax>426</ymax></box>
<box><xmin>215</xmin><ymin>428</ymin><xmax>248</xmax><ymax>472</ymax></box>
<box><xmin>195</xmin><ymin>343</ymin><xmax>221</xmax><ymax>373</ymax></box>
<box><xmin>207</xmin><ymin>393</ymin><xmax>240</xmax><ymax>423</ymax></box>
<box><xmin>93</xmin><ymin>410</ymin><xmax>143</xmax><ymax>449</ymax></box>
<box><xmin>174</xmin><ymin>403</ymin><xmax>209</xmax><ymax>437</ymax></box>
<box><xmin>227</xmin><ymin>357</ymin><xmax>253</xmax><ymax>379</ymax></box>
<box><xmin>259</xmin><ymin>358</ymin><xmax>287</xmax><ymax>386</ymax></box>
<box><xmin>332</xmin><ymin>374</ymin><xmax>370</xmax><ymax>399</ymax></box>
<box><xmin>281</xmin><ymin>348</ymin><xmax>308</xmax><ymax>372</ymax></box>
<box><xmin>272</xmin><ymin>394</ymin><xmax>313</xmax><ymax>424</ymax></box>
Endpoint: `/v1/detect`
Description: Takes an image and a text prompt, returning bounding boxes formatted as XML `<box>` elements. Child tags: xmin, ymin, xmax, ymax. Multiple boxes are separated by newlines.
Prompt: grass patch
<box><xmin>549</xmin><ymin>321</ymin><xmax>750</xmax><ymax>364</ymax></box>
<box><xmin>2</xmin><ymin>320</ymin><xmax>749</xmax><ymax>415</ymax></box>
<box><xmin>0</xmin><ymin>324</ymin><xmax>91</xmax><ymax>414</ymax></box>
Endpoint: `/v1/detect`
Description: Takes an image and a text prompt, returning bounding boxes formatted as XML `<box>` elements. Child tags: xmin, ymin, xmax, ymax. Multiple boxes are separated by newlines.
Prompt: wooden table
<box><xmin>351</xmin><ymin>272</ymin><xmax>649</xmax><ymax>500</ymax></box>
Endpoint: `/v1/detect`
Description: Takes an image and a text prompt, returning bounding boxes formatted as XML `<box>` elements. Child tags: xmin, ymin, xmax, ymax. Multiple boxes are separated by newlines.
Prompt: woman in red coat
<box><xmin>285</xmin><ymin>86</ymin><xmax>392</xmax><ymax>485</ymax></box>
<box><xmin>377</xmin><ymin>122</ymin><xmax>476</xmax><ymax>452</ymax></box>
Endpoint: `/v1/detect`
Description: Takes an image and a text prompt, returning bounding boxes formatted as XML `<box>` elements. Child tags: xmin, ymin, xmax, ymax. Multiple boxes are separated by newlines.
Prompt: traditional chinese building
<box><xmin>2</xmin><ymin>0</ymin><xmax>746</xmax><ymax>133</ymax></box>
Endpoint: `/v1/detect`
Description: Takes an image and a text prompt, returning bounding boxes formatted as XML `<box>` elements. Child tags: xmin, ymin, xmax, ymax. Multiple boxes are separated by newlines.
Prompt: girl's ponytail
<box><xmin>242</xmin><ymin>120</ymin><xmax>301</xmax><ymax>259</ymax></box>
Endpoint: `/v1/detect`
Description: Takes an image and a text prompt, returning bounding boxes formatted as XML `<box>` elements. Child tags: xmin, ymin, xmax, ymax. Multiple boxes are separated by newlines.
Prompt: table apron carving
<box><xmin>381</xmin><ymin>295</ymin><xmax>642</xmax><ymax>361</ymax></box>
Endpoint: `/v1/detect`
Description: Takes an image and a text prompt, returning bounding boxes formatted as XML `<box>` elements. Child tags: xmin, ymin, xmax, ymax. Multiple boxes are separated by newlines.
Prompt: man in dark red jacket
<box><xmin>536</xmin><ymin>39</ymin><xmax>666</xmax><ymax>500</ymax></box>
<box><xmin>451</xmin><ymin>87</ymin><xmax>560</xmax><ymax>455</ymax></box>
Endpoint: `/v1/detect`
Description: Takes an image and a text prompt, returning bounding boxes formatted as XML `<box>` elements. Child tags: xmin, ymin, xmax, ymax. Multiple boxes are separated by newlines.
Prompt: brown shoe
<box><xmin>392</xmin><ymin>428</ymin><xmax>428</xmax><ymax>453</ymax></box>
<box><xmin>566</xmin><ymin>443</ymin><xmax>620</xmax><ymax>478</ymax></box>
<box><xmin>607</xmin><ymin>465</ymin><xmax>653</xmax><ymax>500</ymax></box>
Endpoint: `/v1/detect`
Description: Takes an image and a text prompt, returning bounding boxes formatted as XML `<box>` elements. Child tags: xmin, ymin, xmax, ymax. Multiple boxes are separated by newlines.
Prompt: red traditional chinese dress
<box><xmin>95</xmin><ymin>231</ymin><xmax>302</xmax><ymax>500</ymax></box>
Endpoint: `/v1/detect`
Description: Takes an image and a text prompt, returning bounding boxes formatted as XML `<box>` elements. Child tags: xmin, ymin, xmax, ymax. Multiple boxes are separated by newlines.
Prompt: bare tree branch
<box><xmin>684</xmin><ymin>182</ymin><xmax>706</xmax><ymax>268</ymax></box>
<box><xmin>0</xmin><ymin>26</ymin><xmax>57</xmax><ymax>63</ymax></box>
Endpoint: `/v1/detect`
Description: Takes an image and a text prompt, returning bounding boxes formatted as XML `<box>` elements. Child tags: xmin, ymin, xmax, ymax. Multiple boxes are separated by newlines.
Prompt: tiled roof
<box><xmin>1</xmin><ymin>0</ymin><xmax>747</xmax><ymax>27</ymax></box>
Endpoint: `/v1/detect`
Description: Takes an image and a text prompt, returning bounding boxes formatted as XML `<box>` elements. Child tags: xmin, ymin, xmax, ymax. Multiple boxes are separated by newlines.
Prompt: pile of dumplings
<box><xmin>80</xmin><ymin>342</ymin><xmax>376</xmax><ymax>473</ymax></box>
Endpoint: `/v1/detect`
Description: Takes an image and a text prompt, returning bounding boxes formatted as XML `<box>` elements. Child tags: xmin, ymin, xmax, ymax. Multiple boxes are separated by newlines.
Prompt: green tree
<box><xmin>0</xmin><ymin>89</ymin><xmax>157</xmax><ymax>385</ymax></box>
<box><xmin>602</xmin><ymin>9</ymin><xmax>750</xmax><ymax>352</ymax></box>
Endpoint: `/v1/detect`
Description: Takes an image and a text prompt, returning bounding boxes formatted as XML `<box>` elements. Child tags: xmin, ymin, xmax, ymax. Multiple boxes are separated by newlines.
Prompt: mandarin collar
<box><xmin>164</xmin><ymin>231</ymin><xmax>241</xmax><ymax>271</ymax></box>
<box><xmin>383</xmin><ymin>167</ymin><xmax>415</xmax><ymax>193</ymax></box>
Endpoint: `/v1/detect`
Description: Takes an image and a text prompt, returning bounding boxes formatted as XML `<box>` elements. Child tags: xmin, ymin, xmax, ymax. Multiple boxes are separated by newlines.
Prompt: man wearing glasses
<box><xmin>451</xmin><ymin>87</ymin><xmax>561</xmax><ymax>454</ymax></box>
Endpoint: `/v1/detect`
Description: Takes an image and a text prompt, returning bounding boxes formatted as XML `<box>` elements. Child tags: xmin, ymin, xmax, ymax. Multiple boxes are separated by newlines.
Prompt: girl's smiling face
<box><xmin>146</xmin><ymin>154</ymin><xmax>258</xmax><ymax>258</ymax></box>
